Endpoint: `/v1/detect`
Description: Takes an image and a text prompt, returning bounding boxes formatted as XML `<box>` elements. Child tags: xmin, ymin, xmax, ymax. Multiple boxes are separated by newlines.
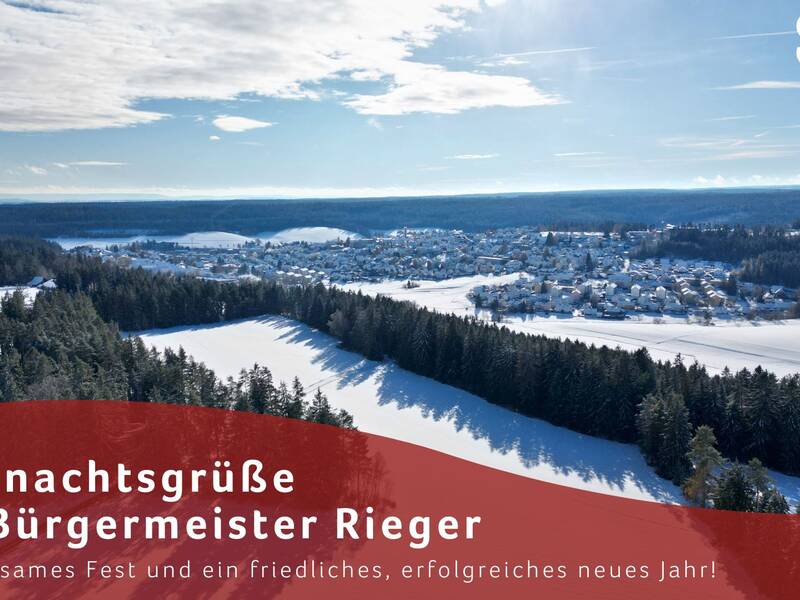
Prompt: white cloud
<box><xmin>346</xmin><ymin>62</ymin><xmax>561</xmax><ymax>115</ymax></box>
<box><xmin>712</xmin><ymin>31</ymin><xmax>795</xmax><ymax>40</ymax></box>
<box><xmin>474</xmin><ymin>46</ymin><xmax>594</xmax><ymax>67</ymax></box>
<box><xmin>660</xmin><ymin>137</ymin><xmax>744</xmax><ymax>150</ymax></box>
<box><xmin>659</xmin><ymin>136</ymin><xmax>800</xmax><ymax>161</ymax></box>
<box><xmin>477</xmin><ymin>56</ymin><xmax>528</xmax><ymax>68</ymax></box>
<box><xmin>693</xmin><ymin>174</ymin><xmax>800</xmax><ymax>187</ymax></box>
<box><xmin>692</xmin><ymin>175</ymin><xmax>728</xmax><ymax>187</ymax></box>
<box><xmin>706</xmin><ymin>115</ymin><xmax>756</xmax><ymax>122</ymax></box>
<box><xmin>25</xmin><ymin>165</ymin><xmax>47</xmax><ymax>176</ymax></box>
<box><xmin>366</xmin><ymin>117</ymin><xmax>383</xmax><ymax>130</ymax></box>
<box><xmin>502</xmin><ymin>46</ymin><xmax>594</xmax><ymax>58</ymax></box>
<box><xmin>46</xmin><ymin>161</ymin><xmax>126</xmax><ymax>169</ymax></box>
<box><xmin>209</xmin><ymin>135</ymin><xmax>221</xmax><ymax>141</ymax></box>
<box><xmin>212</xmin><ymin>116</ymin><xmax>273</xmax><ymax>133</ymax></box>
<box><xmin>495</xmin><ymin>46</ymin><xmax>594</xmax><ymax>60</ymax></box>
<box><xmin>554</xmin><ymin>151</ymin><xmax>604</xmax><ymax>157</ymax></box>
<box><xmin>706</xmin><ymin>150</ymin><xmax>798</xmax><ymax>161</ymax></box>
<box><xmin>446</xmin><ymin>153</ymin><xmax>499</xmax><ymax>160</ymax></box>
<box><xmin>0</xmin><ymin>0</ymin><xmax>560</xmax><ymax>132</ymax></box>
<box><xmin>660</xmin><ymin>135</ymin><xmax>800</xmax><ymax>161</ymax></box>
<box><xmin>715</xmin><ymin>81</ymin><xmax>800</xmax><ymax>90</ymax></box>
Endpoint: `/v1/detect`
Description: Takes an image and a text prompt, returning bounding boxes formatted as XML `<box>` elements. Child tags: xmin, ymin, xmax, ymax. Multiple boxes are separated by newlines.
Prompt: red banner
<box><xmin>0</xmin><ymin>401</ymin><xmax>795</xmax><ymax>598</ymax></box>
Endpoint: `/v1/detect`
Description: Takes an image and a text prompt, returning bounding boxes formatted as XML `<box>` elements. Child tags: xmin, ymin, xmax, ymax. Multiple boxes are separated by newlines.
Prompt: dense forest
<box><xmin>635</xmin><ymin>225</ymin><xmax>800</xmax><ymax>287</ymax></box>
<box><xmin>0</xmin><ymin>284</ymin><xmax>353</xmax><ymax>428</ymax></box>
<box><xmin>741</xmin><ymin>251</ymin><xmax>800</xmax><ymax>289</ymax></box>
<box><xmin>2</xmin><ymin>237</ymin><xmax>796</xmax><ymax>512</ymax></box>
<box><xmin>1</xmin><ymin>188</ymin><xmax>799</xmax><ymax>237</ymax></box>
<box><xmin>0</xmin><ymin>235</ymin><xmax>62</xmax><ymax>285</ymax></box>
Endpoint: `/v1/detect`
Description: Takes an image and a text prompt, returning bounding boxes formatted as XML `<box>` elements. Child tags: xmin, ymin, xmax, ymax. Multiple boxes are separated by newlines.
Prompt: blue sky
<box><xmin>1</xmin><ymin>0</ymin><xmax>799</xmax><ymax>199</ymax></box>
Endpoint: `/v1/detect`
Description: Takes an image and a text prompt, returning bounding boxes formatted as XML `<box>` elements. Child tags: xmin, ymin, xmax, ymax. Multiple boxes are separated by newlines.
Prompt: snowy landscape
<box><xmin>137</xmin><ymin>316</ymin><xmax>800</xmax><ymax>507</ymax></box>
<box><xmin>59</xmin><ymin>225</ymin><xmax>797</xmax><ymax>317</ymax></box>
<box><xmin>45</xmin><ymin>226</ymin><xmax>800</xmax><ymax>507</ymax></box>
<box><xmin>52</xmin><ymin>223</ymin><xmax>800</xmax><ymax>376</ymax></box>
<box><xmin>4</xmin><ymin>0</ymin><xmax>799</xmax><ymax>593</ymax></box>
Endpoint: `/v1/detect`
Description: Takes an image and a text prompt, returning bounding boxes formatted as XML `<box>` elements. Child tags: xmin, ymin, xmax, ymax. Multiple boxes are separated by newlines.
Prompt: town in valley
<box><xmin>61</xmin><ymin>226</ymin><xmax>799</xmax><ymax>323</ymax></box>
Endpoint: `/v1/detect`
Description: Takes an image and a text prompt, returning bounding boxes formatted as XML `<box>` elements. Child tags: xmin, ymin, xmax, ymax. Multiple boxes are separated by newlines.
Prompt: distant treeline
<box><xmin>635</xmin><ymin>225</ymin><xmax>800</xmax><ymax>288</ymax></box>
<box><xmin>2</xmin><ymin>188</ymin><xmax>800</xmax><ymax>237</ymax></box>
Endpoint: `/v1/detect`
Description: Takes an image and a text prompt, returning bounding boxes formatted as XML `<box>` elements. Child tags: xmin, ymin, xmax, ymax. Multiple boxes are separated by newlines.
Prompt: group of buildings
<box><xmin>470</xmin><ymin>269</ymin><xmax>794</xmax><ymax>320</ymax></box>
<box><xmin>83</xmin><ymin>228</ymin><xmax>621</xmax><ymax>285</ymax></box>
<box><xmin>75</xmin><ymin>227</ymin><xmax>798</xmax><ymax>322</ymax></box>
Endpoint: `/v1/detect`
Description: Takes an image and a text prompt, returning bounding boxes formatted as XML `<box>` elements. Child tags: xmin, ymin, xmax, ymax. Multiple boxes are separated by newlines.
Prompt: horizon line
<box><xmin>1</xmin><ymin>183</ymin><xmax>799</xmax><ymax>204</ymax></box>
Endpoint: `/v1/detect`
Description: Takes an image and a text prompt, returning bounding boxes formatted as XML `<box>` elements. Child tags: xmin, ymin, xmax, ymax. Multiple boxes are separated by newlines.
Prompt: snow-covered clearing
<box><xmin>0</xmin><ymin>286</ymin><xmax>39</xmax><ymax>304</ymax></box>
<box><xmin>344</xmin><ymin>275</ymin><xmax>800</xmax><ymax>377</ymax></box>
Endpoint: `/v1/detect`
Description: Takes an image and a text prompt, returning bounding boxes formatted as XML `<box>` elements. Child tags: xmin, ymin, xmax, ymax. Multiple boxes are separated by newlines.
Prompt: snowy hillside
<box><xmin>139</xmin><ymin>317</ymin><xmax>676</xmax><ymax>503</ymax></box>
<box><xmin>136</xmin><ymin>316</ymin><xmax>800</xmax><ymax>506</ymax></box>
<box><xmin>165</xmin><ymin>231</ymin><xmax>254</xmax><ymax>247</ymax></box>
<box><xmin>52</xmin><ymin>227</ymin><xmax>360</xmax><ymax>249</ymax></box>
<box><xmin>52</xmin><ymin>231</ymin><xmax>254</xmax><ymax>249</ymax></box>
<box><xmin>256</xmin><ymin>227</ymin><xmax>361</xmax><ymax>244</ymax></box>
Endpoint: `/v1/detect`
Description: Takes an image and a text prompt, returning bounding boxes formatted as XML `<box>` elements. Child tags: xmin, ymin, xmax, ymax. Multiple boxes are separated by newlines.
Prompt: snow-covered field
<box><xmin>52</xmin><ymin>227</ymin><xmax>361</xmax><ymax>249</ymax></box>
<box><xmin>136</xmin><ymin>316</ymin><xmax>800</xmax><ymax>506</ymax></box>
<box><xmin>256</xmin><ymin>227</ymin><xmax>360</xmax><ymax>244</ymax></box>
<box><xmin>51</xmin><ymin>231</ymin><xmax>254</xmax><ymax>249</ymax></box>
<box><xmin>344</xmin><ymin>275</ymin><xmax>800</xmax><ymax>377</ymax></box>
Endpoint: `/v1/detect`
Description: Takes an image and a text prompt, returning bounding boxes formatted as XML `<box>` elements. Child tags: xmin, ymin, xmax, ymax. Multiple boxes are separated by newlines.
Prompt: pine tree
<box><xmin>744</xmin><ymin>367</ymin><xmax>778</xmax><ymax>461</ymax></box>
<box><xmin>351</xmin><ymin>308</ymin><xmax>381</xmax><ymax>360</ymax></box>
<box><xmin>745</xmin><ymin>458</ymin><xmax>790</xmax><ymax>513</ymax></box>
<box><xmin>760</xmin><ymin>489</ymin><xmax>790</xmax><ymax>514</ymax></box>
<box><xmin>288</xmin><ymin>377</ymin><xmax>307</xmax><ymax>419</ymax></box>
<box><xmin>710</xmin><ymin>460</ymin><xmax>790</xmax><ymax>513</ymax></box>
<box><xmin>411</xmin><ymin>315</ymin><xmax>434</xmax><ymax>376</ymax></box>
<box><xmin>637</xmin><ymin>391</ymin><xmax>691</xmax><ymax>483</ymax></box>
<box><xmin>306</xmin><ymin>288</ymin><xmax>328</xmax><ymax>330</ymax></box>
<box><xmin>274</xmin><ymin>382</ymin><xmax>291</xmax><ymax>418</ymax></box>
<box><xmin>583</xmin><ymin>252</ymin><xmax>594</xmax><ymax>272</ymax></box>
<box><xmin>712</xmin><ymin>463</ymin><xmax>754</xmax><ymax>511</ymax></box>
<box><xmin>637</xmin><ymin>393</ymin><xmax>665</xmax><ymax>463</ymax></box>
<box><xmin>307</xmin><ymin>388</ymin><xmax>336</xmax><ymax>425</ymax></box>
<box><xmin>327</xmin><ymin>309</ymin><xmax>352</xmax><ymax>345</ymax></box>
<box><xmin>683</xmin><ymin>425</ymin><xmax>723</xmax><ymax>507</ymax></box>
<box><xmin>657</xmin><ymin>393</ymin><xmax>692</xmax><ymax>484</ymax></box>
